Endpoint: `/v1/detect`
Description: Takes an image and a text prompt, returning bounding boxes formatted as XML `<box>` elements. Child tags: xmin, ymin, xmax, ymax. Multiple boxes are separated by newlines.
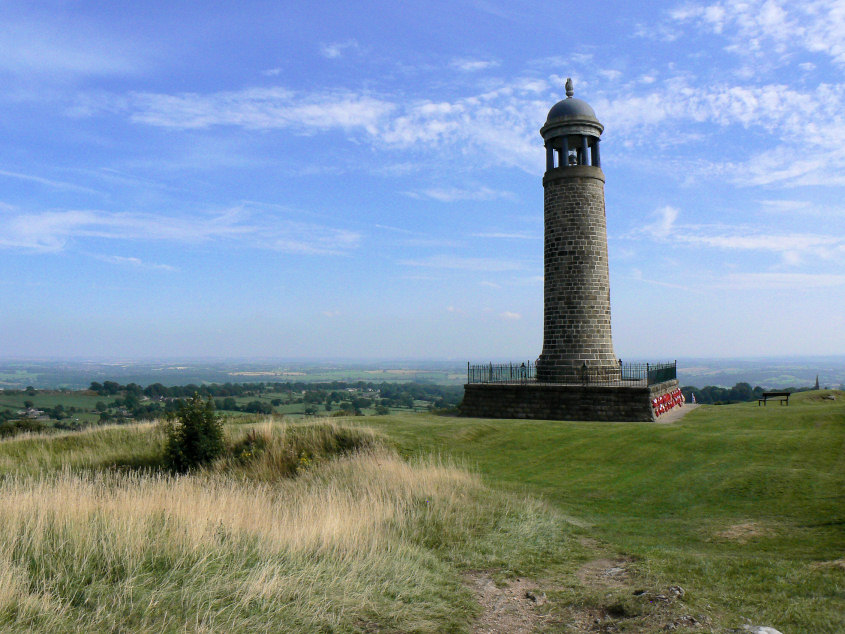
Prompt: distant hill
<box><xmin>677</xmin><ymin>356</ymin><xmax>845</xmax><ymax>389</ymax></box>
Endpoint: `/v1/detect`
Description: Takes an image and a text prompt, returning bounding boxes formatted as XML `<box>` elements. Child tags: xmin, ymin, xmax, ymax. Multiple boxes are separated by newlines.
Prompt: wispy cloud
<box><xmin>0</xmin><ymin>13</ymin><xmax>143</xmax><ymax>78</ymax></box>
<box><xmin>0</xmin><ymin>208</ymin><xmax>249</xmax><ymax>251</ymax></box>
<box><xmin>319</xmin><ymin>39</ymin><xmax>360</xmax><ymax>59</ymax></box>
<box><xmin>406</xmin><ymin>186</ymin><xmax>515</xmax><ymax>202</ymax></box>
<box><xmin>450</xmin><ymin>58</ymin><xmax>500</xmax><ymax>72</ymax></box>
<box><xmin>91</xmin><ymin>78</ymin><xmax>548</xmax><ymax>172</ymax></box>
<box><xmin>719</xmin><ymin>272</ymin><xmax>845</xmax><ymax>289</ymax></box>
<box><xmin>0</xmin><ymin>169</ymin><xmax>101</xmax><ymax>195</ymax></box>
<box><xmin>631</xmin><ymin>205</ymin><xmax>845</xmax><ymax>267</ymax></box>
<box><xmin>95</xmin><ymin>254</ymin><xmax>177</xmax><ymax>271</ymax></box>
<box><xmin>669</xmin><ymin>1</ymin><xmax>845</xmax><ymax>66</ymax></box>
<box><xmin>106</xmin><ymin>68</ymin><xmax>845</xmax><ymax>185</ymax></box>
<box><xmin>272</xmin><ymin>225</ymin><xmax>362</xmax><ymax>255</ymax></box>
<box><xmin>473</xmin><ymin>231</ymin><xmax>538</xmax><ymax>239</ymax></box>
<box><xmin>399</xmin><ymin>255</ymin><xmax>525</xmax><ymax>272</ymax></box>
<box><xmin>0</xmin><ymin>207</ymin><xmax>361</xmax><ymax>255</ymax></box>
<box><xmin>66</xmin><ymin>6</ymin><xmax>845</xmax><ymax>188</ymax></box>
<box><xmin>645</xmin><ymin>206</ymin><xmax>679</xmax><ymax>238</ymax></box>
<box><xmin>499</xmin><ymin>311</ymin><xmax>522</xmax><ymax>320</ymax></box>
<box><xmin>685</xmin><ymin>232</ymin><xmax>840</xmax><ymax>254</ymax></box>
<box><xmin>758</xmin><ymin>199</ymin><xmax>845</xmax><ymax>217</ymax></box>
<box><xmin>126</xmin><ymin>88</ymin><xmax>395</xmax><ymax>134</ymax></box>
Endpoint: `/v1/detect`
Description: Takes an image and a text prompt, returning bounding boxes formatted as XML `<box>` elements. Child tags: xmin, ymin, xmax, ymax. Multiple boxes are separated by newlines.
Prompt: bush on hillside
<box><xmin>163</xmin><ymin>394</ymin><xmax>224</xmax><ymax>472</ymax></box>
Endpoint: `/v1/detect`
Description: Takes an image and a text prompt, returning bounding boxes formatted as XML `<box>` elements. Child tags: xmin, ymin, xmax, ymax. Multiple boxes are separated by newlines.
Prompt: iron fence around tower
<box><xmin>466</xmin><ymin>360</ymin><xmax>676</xmax><ymax>387</ymax></box>
<box><xmin>467</xmin><ymin>361</ymin><xmax>536</xmax><ymax>384</ymax></box>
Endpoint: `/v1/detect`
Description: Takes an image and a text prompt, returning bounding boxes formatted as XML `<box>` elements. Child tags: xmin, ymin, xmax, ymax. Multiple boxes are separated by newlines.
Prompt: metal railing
<box><xmin>467</xmin><ymin>361</ymin><xmax>536</xmax><ymax>384</ymax></box>
<box><xmin>467</xmin><ymin>360</ymin><xmax>676</xmax><ymax>386</ymax></box>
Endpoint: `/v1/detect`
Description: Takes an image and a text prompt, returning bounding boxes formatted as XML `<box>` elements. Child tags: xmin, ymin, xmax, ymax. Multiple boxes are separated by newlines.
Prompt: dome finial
<box><xmin>565</xmin><ymin>77</ymin><xmax>574</xmax><ymax>98</ymax></box>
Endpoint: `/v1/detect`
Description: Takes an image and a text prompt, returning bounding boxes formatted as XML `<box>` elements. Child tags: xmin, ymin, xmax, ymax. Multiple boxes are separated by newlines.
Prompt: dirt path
<box><xmin>465</xmin><ymin>572</ymin><xmax>552</xmax><ymax>633</ymax></box>
<box><xmin>466</xmin><ymin>555</ymin><xmax>711</xmax><ymax>632</ymax></box>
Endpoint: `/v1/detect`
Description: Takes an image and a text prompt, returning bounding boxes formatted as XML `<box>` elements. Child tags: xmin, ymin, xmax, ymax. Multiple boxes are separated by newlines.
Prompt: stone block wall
<box><xmin>461</xmin><ymin>379</ymin><xmax>680</xmax><ymax>422</ymax></box>
<box><xmin>537</xmin><ymin>165</ymin><xmax>618</xmax><ymax>383</ymax></box>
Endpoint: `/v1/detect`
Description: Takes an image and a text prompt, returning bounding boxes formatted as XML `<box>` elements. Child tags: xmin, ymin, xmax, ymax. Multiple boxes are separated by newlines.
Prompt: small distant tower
<box><xmin>814</xmin><ymin>375</ymin><xmax>820</xmax><ymax>390</ymax></box>
<box><xmin>536</xmin><ymin>79</ymin><xmax>619</xmax><ymax>382</ymax></box>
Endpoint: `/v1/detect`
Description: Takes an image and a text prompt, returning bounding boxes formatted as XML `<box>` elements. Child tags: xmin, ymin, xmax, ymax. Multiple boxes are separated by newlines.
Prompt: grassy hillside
<box><xmin>0</xmin><ymin>420</ymin><xmax>576</xmax><ymax>633</ymax></box>
<box><xmin>0</xmin><ymin>392</ymin><xmax>841</xmax><ymax>632</ymax></box>
<box><xmin>363</xmin><ymin>390</ymin><xmax>845</xmax><ymax>632</ymax></box>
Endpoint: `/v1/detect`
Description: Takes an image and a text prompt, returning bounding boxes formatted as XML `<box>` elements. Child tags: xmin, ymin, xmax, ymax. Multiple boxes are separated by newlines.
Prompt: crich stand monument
<box><xmin>461</xmin><ymin>79</ymin><xmax>681</xmax><ymax>422</ymax></box>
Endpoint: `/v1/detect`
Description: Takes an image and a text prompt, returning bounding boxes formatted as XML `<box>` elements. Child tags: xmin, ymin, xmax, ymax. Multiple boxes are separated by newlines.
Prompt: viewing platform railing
<box><xmin>466</xmin><ymin>360</ymin><xmax>676</xmax><ymax>387</ymax></box>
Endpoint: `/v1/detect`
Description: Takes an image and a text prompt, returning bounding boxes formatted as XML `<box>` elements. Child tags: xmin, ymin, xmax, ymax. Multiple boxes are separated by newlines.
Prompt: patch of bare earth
<box><xmin>465</xmin><ymin>571</ymin><xmax>554</xmax><ymax>633</ymax></box>
<box><xmin>563</xmin><ymin>558</ymin><xmax>709</xmax><ymax>632</ymax></box>
<box><xmin>465</xmin><ymin>557</ymin><xmax>710</xmax><ymax>632</ymax></box>
<box><xmin>715</xmin><ymin>522</ymin><xmax>772</xmax><ymax>543</ymax></box>
<box><xmin>810</xmin><ymin>558</ymin><xmax>845</xmax><ymax>571</ymax></box>
<box><xmin>576</xmin><ymin>557</ymin><xmax>633</xmax><ymax>589</ymax></box>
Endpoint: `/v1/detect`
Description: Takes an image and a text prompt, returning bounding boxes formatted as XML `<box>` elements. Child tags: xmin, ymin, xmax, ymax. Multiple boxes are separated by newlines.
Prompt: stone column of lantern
<box><xmin>536</xmin><ymin>79</ymin><xmax>619</xmax><ymax>383</ymax></box>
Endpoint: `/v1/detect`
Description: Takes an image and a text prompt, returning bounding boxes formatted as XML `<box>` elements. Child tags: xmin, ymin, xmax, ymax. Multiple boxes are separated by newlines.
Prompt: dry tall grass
<box><xmin>0</xmin><ymin>418</ymin><xmax>571</xmax><ymax>632</ymax></box>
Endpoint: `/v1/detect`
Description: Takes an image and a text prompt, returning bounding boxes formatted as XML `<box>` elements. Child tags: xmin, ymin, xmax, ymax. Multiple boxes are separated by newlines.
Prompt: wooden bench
<box><xmin>758</xmin><ymin>391</ymin><xmax>790</xmax><ymax>406</ymax></box>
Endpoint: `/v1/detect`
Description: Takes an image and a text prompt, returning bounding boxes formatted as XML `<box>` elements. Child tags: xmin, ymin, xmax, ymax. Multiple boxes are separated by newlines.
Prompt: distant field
<box><xmin>0</xmin><ymin>388</ymin><xmax>436</xmax><ymax>428</ymax></box>
<box><xmin>0</xmin><ymin>360</ymin><xmax>469</xmax><ymax>389</ymax></box>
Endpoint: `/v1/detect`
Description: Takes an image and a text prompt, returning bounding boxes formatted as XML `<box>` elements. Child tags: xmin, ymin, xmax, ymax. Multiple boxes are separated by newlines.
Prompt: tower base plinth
<box><xmin>460</xmin><ymin>380</ymin><xmax>679</xmax><ymax>422</ymax></box>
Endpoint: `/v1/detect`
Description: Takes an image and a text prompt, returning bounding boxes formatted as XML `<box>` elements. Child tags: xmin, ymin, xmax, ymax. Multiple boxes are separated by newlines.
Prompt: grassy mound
<box><xmin>0</xmin><ymin>418</ymin><xmax>576</xmax><ymax>632</ymax></box>
<box><xmin>363</xmin><ymin>391</ymin><xmax>845</xmax><ymax>632</ymax></box>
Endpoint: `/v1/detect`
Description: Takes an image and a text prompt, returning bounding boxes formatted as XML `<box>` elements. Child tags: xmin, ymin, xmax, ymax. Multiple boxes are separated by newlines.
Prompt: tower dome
<box><xmin>546</xmin><ymin>96</ymin><xmax>597</xmax><ymax>121</ymax></box>
<box><xmin>540</xmin><ymin>78</ymin><xmax>603</xmax><ymax>170</ymax></box>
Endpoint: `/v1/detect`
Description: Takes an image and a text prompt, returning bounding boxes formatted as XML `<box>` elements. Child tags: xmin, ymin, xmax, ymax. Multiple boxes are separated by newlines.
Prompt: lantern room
<box><xmin>540</xmin><ymin>78</ymin><xmax>603</xmax><ymax>171</ymax></box>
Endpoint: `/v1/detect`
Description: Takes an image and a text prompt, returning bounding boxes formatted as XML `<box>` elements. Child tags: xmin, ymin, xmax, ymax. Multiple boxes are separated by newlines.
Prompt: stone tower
<box><xmin>536</xmin><ymin>79</ymin><xmax>619</xmax><ymax>383</ymax></box>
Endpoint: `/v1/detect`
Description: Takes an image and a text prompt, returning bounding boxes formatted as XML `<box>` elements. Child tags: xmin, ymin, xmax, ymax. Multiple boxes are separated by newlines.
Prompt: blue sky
<box><xmin>1</xmin><ymin>0</ymin><xmax>843</xmax><ymax>360</ymax></box>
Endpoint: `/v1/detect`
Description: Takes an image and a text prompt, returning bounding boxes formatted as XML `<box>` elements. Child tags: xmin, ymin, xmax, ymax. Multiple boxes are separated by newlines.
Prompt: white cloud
<box><xmin>0</xmin><ymin>208</ymin><xmax>249</xmax><ymax>251</ymax></box>
<box><xmin>0</xmin><ymin>207</ymin><xmax>361</xmax><ymax>255</ymax></box>
<box><xmin>407</xmin><ymin>187</ymin><xmax>515</xmax><ymax>202</ymax></box>
<box><xmin>646</xmin><ymin>206</ymin><xmax>679</xmax><ymax>238</ymax></box>
<box><xmin>687</xmin><ymin>232</ymin><xmax>837</xmax><ymax>252</ymax></box>
<box><xmin>320</xmin><ymin>40</ymin><xmax>360</xmax><ymax>59</ymax></box>
<box><xmin>78</xmin><ymin>40</ymin><xmax>845</xmax><ymax>185</ymax></box>
<box><xmin>473</xmin><ymin>232</ymin><xmax>538</xmax><ymax>239</ymax></box>
<box><xmin>720</xmin><ymin>272</ymin><xmax>845</xmax><ymax>289</ymax></box>
<box><xmin>599</xmin><ymin>69</ymin><xmax>623</xmax><ymax>81</ymax></box>
<box><xmin>399</xmin><ymin>255</ymin><xmax>524</xmax><ymax>272</ymax></box>
<box><xmin>0</xmin><ymin>169</ymin><xmax>100</xmax><ymax>195</ymax></box>
<box><xmin>272</xmin><ymin>226</ymin><xmax>362</xmax><ymax>255</ymax></box>
<box><xmin>451</xmin><ymin>58</ymin><xmax>500</xmax><ymax>72</ymax></box>
<box><xmin>630</xmin><ymin>204</ymin><xmax>845</xmax><ymax>267</ymax></box>
<box><xmin>669</xmin><ymin>1</ymin><xmax>845</xmax><ymax>66</ymax></box>
<box><xmin>499</xmin><ymin>311</ymin><xmax>522</xmax><ymax>320</ymax></box>
<box><xmin>0</xmin><ymin>13</ymin><xmax>143</xmax><ymax>78</ymax></box>
<box><xmin>758</xmin><ymin>199</ymin><xmax>813</xmax><ymax>213</ymax></box>
<box><xmin>758</xmin><ymin>199</ymin><xmax>845</xmax><ymax>216</ymax></box>
<box><xmin>96</xmin><ymin>255</ymin><xmax>176</xmax><ymax>271</ymax></box>
<box><xmin>127</xmin><ymin>88</ymin><xmax>396</xmax><ymax>135</ymax></box>
<box><xmin>101</xmin><ymin>78</ymin><xmax>549</xmax><ymax>172</ymax></box>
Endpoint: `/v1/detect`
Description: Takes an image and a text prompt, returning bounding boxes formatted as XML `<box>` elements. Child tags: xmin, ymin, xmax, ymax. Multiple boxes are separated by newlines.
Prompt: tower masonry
<box><xmin>536</xmin><ymin>79</ymin><xmax>619</xmax><ymax>383</ymax></box>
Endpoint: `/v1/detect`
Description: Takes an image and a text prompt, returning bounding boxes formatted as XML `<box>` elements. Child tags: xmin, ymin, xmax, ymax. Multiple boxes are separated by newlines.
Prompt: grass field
<box><xmin>0</xmin><ymin>391</ymin><xmax>841</xmax><ymax>631</ymax></box>
<box><xmin>0</xmin><ymin>420</ymin><xmax>577</xmax><ymax>632</ymax></box>
<box><xmin>363</xmin><ymin>389</ymin><xmax>845</xmax><ymax>632</ymax></box>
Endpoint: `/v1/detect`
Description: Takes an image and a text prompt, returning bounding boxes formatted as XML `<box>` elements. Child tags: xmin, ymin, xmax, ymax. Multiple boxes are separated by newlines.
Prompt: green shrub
<box><xmin>163</xmin><ymin>394</ymin><xmax>224</xmax><ymax>472</ymax></box>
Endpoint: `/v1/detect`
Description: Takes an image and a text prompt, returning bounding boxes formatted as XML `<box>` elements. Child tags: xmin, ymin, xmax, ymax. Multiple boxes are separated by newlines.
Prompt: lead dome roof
<box><xmin>546</xmin><ymin>97</ymin><xmax>597</xmax><ymax>122</ymax></box>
